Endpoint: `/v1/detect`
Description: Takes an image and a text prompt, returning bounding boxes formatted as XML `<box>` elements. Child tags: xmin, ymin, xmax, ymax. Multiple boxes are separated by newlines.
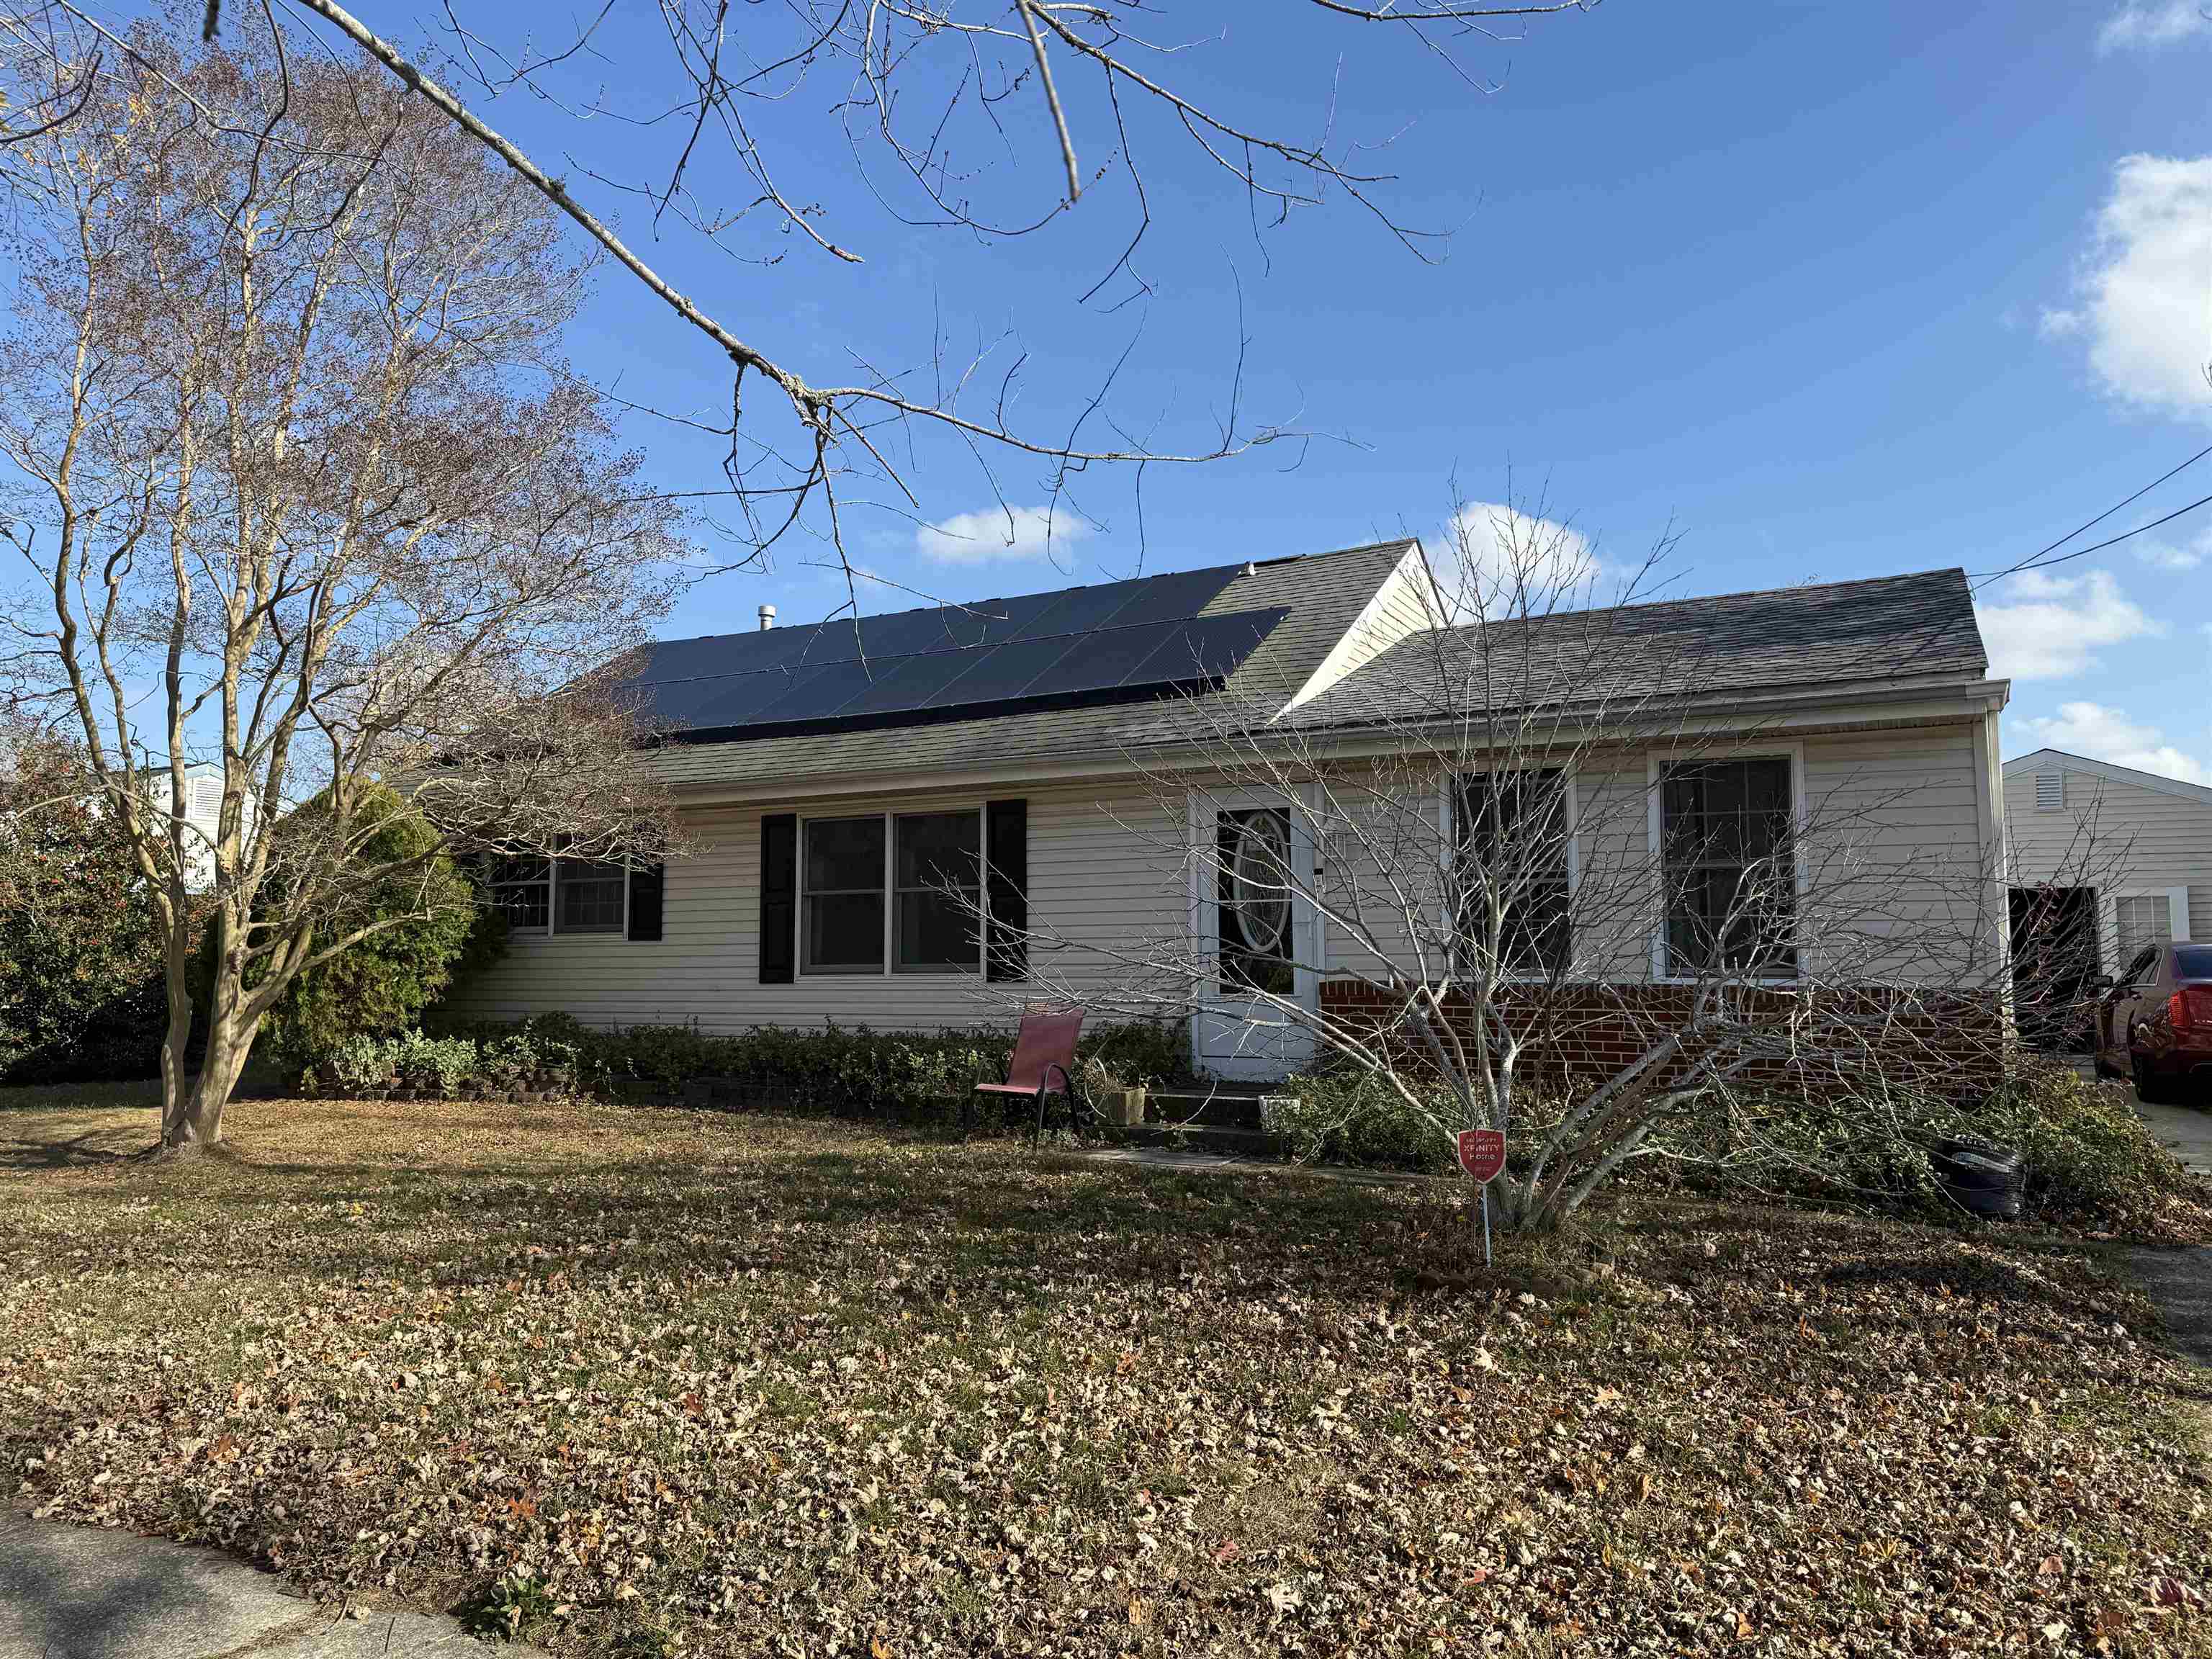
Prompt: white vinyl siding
<box><xmin>445</xmin><ymin>782</ymin><xmax>1188</xmax><ymax>1032</ymax></box>
<box><xmin>446</xmin><ymin>723</ymin><xmax>2000</xmax><ymax>1030</ymax></box>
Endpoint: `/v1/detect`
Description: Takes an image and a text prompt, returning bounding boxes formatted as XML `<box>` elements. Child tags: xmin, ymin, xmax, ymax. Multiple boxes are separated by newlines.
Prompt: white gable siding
<box><xmin>2004</xmin><ymin>756</ymin><xmax>2211</xmax><ymax>963</ymax></box>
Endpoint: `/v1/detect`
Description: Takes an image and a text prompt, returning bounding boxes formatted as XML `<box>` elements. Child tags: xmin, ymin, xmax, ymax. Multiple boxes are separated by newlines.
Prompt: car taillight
<box><xmin>2170</xmin><ymin>986</ymin><xmax>2212</xmax><ymax>1031</ymax></box>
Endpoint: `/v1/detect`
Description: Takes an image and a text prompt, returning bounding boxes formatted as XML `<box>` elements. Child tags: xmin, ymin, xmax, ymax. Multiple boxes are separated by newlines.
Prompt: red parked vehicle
<box><xmin>2094</xmin><ymin>942</ymin><xmax>2212</xmax><ymax>1104</ymax></box>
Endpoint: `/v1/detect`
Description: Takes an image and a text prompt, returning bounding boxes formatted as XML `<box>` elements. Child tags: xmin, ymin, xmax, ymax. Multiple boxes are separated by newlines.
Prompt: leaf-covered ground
<box><xmin>1</xmin><ymin>1088</ymin><xmax>2208</xmax><ymax>1657</ymax></box>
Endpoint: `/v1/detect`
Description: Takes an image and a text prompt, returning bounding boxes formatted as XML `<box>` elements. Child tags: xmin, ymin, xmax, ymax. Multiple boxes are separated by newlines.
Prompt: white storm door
<box><xmin>1191</xmin><ymin>788</ymin><xmax>1319</xmax><ymax>1080</ymax></box>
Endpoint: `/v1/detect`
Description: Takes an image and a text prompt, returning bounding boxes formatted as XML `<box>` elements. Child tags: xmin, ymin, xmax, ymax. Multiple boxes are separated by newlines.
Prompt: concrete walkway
<box><xmin>0</xmin><ymin>1510</ymin><xmax>536</xmax><ymax>1659</ymax></box>
<box><xmin>2134</xmin><ymin>1095</ymin><xmax>2212</xmax><ymax>1179</ymax></box>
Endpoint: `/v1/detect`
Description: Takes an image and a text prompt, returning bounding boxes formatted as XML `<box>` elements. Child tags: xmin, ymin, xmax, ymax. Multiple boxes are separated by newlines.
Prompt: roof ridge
<box><xmin>657</xmin><ymin>539</ymin><xmax>1418</xmax><ymax>648</ymax></box>
<box><xmin>1434</xmin><ymin>566</ymin><xmax>1967</xmax><ymax>637</ymax></box>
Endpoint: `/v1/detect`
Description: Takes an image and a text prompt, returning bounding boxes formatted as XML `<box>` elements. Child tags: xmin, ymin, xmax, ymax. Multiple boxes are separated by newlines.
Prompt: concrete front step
<box><xmin>1105</xmin><ymin>1121</ymin><xmax>1287</xmax><ymax>1159</ymax></box>
<box><xmin>1145</xmin><ymin>1089</ymin><xmax>1282</xmax><ymax>1130</ymax></box>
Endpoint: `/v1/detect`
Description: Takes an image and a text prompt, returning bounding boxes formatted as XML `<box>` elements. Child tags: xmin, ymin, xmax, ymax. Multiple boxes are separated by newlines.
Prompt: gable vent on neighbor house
<box><xmin>2034</xmin><ymin>771</ymin><xmax>2063</xmax><ymax>812</ymax></box>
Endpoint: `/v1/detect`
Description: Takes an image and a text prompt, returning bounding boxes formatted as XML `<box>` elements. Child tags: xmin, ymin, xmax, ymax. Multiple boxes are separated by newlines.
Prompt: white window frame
<box><xmin>2101</xmin><ymin>885</ymin><xmax>2191</xmax><ymax>976</ymax></box>
<box><xmin>493</xmin><ymin>855</ymin><xmax>633</xmax><ymax>940</ymax></box>
<box><xmin>794</xmin><ymin>807</ymin><xmax>989</xmax><ymax>981</ymax></box>
<box><xmin>1438</xmin><ymin>763</ymin><xmax>1581</xmax><ymax>983</ymax></box>
<box><xmin>1646</xmin><ymin>743</ymin><xmax>1808</xmax><ymax>984</ymax></box>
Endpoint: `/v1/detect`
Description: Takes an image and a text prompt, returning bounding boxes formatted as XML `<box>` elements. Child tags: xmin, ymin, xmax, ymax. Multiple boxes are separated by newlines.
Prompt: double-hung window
<box><xmin>894</xmin><ymin>811</ymin><xmax>982</xmax><ymax>972</ymax></box>
<box><xmin>802</xmin><ymin>817</ymin><xmax>888</xmax><ymax>973</ymax></box>
<box><xmin>800</xmin><ymin>809</ymin><xmax>985</xmax><ymax>975</ymax></box>
<box><xmin>1452</xmin><ymin>770</ymin><xmax>1572</xmax><ymax>978</ymax></box>
<box><xmin>487</xmin><ymin>854</ymin><xmax>634</xmax><ymax>935</ymax></box>
<box><xmin>1659</xmin><ymin>757</ymin><xmax>1797</xmax><ymax>979</ymax></box>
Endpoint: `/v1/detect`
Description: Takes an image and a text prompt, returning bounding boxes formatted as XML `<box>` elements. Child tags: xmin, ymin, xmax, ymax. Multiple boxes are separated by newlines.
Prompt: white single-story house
<box><xmin>2003</xmin><ymin>747</ymin><xmax>2206</xmax><ymax>979</ymax></box>
<box><xmin>446</xmin><ymin>541</ymin><xmax>2011</xmax><ymax>1079</ymax></box>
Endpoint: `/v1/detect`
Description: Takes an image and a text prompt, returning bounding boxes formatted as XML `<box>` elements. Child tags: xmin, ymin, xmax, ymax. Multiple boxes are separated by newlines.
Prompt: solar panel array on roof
<box><xmin>622</xmin><ymin>562</ymin><xmax>1285</xmax><ymax>741</ymax></box>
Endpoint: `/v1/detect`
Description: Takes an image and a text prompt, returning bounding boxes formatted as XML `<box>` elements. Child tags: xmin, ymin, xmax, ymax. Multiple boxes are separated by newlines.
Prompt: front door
<box><xmin>1192</xmin><ymin>791</ymin><xmax>1318</xmax><ymax>1080</ymax></box>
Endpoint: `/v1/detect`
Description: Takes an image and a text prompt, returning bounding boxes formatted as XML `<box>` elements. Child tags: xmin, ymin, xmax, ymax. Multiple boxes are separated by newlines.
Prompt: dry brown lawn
<box><xmin>1</xmin><ymin>1088</ymin><xmax>2208</xmax><ymax>1656</ymax></box>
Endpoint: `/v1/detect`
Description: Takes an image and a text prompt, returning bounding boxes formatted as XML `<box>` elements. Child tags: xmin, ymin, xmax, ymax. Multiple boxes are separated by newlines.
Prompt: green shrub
<box><xmin>1973</xmin><ymin>1061</ymin><xmax>2193</xmax><ymax>1233</ymax></box>
<box><xmin>250</xmin><ymin>781</ymin><xmax>504</xmax><ymax>1066</ymax></box>
<box><xmin>0</xmin><ymin>732</ymin><xmax>182</xmax><ymax>1083</ymax></box>
<box><xmin>306</xmin><ymin>1013</ymin><xmax>1201</xmax><ymax>1128</ymax></box>
<box><xmin>1264</xmin><ymin>1069</ymin><xmax>1455</xmax><ymax>1170</ymax></box>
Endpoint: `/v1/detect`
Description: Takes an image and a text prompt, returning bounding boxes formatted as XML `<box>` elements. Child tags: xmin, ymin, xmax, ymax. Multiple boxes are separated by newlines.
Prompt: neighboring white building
<box><xmin>177</xmin><ymin>761</ymin><xmax>251</xmax><ymax>892</ymax></box>
<box><xmin>2003</xmin><ymin>747</ymin><xmax>2206</xmax><ymax>974</ymax></box>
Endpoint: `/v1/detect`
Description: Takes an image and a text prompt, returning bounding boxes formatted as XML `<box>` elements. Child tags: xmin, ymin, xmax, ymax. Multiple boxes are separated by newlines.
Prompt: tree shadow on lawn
<box><xmin>0</xmin><ymin>1125</ymin><xmax>140</xmax><ymax>1172</ymax></box>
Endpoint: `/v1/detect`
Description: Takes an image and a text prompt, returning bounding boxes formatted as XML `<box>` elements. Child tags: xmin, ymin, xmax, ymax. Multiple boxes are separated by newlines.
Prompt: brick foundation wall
<box><xmin>1318</xmin><ymin>977</ymin><xmax>2008</xmax><ymax>1100</ymax></box>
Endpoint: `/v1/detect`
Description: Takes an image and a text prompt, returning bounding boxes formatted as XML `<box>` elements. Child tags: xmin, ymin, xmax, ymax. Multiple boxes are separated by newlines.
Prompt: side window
<box><xmin>2118</xmin><ymin>946</ymin><xmax>2158</xmax><ymax>992</ymax></box>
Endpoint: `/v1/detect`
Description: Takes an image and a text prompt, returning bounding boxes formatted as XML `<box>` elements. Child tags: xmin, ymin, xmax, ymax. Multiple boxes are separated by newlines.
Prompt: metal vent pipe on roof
<box><xmin>758</xmin><ymin>604</ymin><xmax>776</xmax><ymax>631</ymax></box>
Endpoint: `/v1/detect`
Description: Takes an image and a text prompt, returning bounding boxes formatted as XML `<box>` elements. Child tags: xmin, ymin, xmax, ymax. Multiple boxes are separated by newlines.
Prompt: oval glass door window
<box><xmin>1218</xmin><ymin>806</ymin><xmax>1295</xmax><ymax>995</ymax></box>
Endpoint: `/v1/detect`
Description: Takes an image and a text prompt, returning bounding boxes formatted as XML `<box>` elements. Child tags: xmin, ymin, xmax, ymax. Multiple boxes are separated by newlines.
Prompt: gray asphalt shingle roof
<box><xmin>1282</xmin><ymin>567</ymin><xmax>1987</xmax><ymax>734</ymax></box>
<box><xmin>652</xmin><ymin>539</ymin><xmax>1418</xmax><ymax>789</ymax></box>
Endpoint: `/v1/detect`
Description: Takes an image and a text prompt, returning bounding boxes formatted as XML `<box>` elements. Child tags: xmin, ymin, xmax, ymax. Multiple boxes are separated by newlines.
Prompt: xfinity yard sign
<box><xmin>1457</xmin><ymin>1128</ymin><xmax>1505</xmax><ymax>1184</ymax></box>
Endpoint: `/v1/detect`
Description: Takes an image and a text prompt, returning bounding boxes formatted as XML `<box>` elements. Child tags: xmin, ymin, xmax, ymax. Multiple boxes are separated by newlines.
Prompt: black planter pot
<box><xmin>1930</xmin><ymin>1136</ymin><xmax>2025</xmax><ymax>1220</ymax></box>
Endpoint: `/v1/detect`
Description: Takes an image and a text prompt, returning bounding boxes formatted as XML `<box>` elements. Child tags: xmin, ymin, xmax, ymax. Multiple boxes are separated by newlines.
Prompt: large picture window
<box><xmin>1660</xmin><ymin>757</ymin><xmax>1797</xmax><ymax>978</ymax></box>
<box><xmin>895</xmin><ymin>812</ymin><xmax>981</xmax><ymax>972</ymax></box>
<box><xmin>1454</xmin><ymin>769</ymin><xmax>1572</xmax><ymax>978</ymax></box>
<box><xmin>802</xmin><ymin>816</ymin><xmax>887</xmax><ymax>974</ymax></box>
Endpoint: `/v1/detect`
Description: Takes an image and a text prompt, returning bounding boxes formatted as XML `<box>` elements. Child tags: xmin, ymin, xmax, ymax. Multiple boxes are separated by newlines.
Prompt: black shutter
<box><xmin>760</xmin><ymin>814</ymin><xmax>797</xmax><ymax>984</ymax></box>
<box><xmin>985</xmin><ymin>797</ymin><xmax>1028</xmax><ymax>983</ymax></box>
<box><xmin>626</xmin><ymin>863</ymin><xmax>665</xmax><ymax>942</ymax></box>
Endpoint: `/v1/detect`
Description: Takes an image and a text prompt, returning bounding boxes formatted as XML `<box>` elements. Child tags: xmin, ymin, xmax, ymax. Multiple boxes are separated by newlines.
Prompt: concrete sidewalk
<box><xmin>0</xmin><ymin>1510</ymin><xmax>536</xmax><ymax>1659</ymax></box>
<box><xmin>2134</xmin><ymin>1095</ymin><xmax>2212</xmax><ymax>1179</ymax></box>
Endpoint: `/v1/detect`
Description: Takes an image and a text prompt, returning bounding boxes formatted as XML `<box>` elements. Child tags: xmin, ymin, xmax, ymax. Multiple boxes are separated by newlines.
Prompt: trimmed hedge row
<box><xmin>300</xmin><ymin>1013</ymin><xmax>1199</xmax><ymax>1130</ymax></box>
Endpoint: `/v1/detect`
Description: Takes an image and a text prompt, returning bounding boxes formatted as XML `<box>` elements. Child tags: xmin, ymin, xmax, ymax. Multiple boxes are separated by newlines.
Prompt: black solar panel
<box><xmin>923</xmin><ymin>634</ymin><xmax>1084</xmax><ymax>709</ymax></box>
<box><xmin>832</xmin><ymin>647</ymin><xmax>986</xmax><ymax>717</ymax></box>
<box><xmin>1018</xmin><ymin>619</ymin><xmax>1186</xmax><ymax>699</ymax></box>
<box><xmin>1087</xmin><ymin>567</ymin><xmax>1242</xmax><ymax>629</ymax></box>
<box><xmin>626</xmin><ymin>561</ymin><xmax>1273</xmax><ymax>737</ymax></box>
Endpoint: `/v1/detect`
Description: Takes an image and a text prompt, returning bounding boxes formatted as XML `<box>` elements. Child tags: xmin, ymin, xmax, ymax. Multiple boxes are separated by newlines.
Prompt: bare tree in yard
<box><xmin>0</xmin><ymin>24</ymin><xmax>689</xmax><ymax>1150</ymax></box>
<box><xmin>80</xmin><ymin>0</ymin><xmax>1600</xmax><ymax>594</ymax></box>
<box><xmin>1004</xmin><ymin>506</ymin><xmax>2049</xmax><ymax>1232</ymax></box>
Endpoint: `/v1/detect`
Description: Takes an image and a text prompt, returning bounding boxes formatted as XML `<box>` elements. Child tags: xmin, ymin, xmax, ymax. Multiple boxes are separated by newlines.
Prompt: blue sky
<box><xmin>392</xmin><ymin>0</ymin><xmax>2212</xmax><ymax>778</ymax></box>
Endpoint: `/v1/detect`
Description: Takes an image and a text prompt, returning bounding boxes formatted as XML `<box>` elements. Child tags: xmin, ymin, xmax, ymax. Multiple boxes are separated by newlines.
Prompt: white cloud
<box><xmin>1974</xmin><ymin>567</ymin><xmax>2159</xmax><ymax>680</ymax></box>
<box><xmin>2017</xmin><ymin>701</ymin><xmax>2211</xmax><ymax>785</ymax></box>
<box><xmin>2047</xmin><ymin>154</ymin><xmax>2212</xmax><ymax>418</ymax></box>
<box><xmin>1434</xmin><ymin>501</ymin><xmax>1604</xmax><ymax>620</ymax></box>
<box><xmin>915</xmin><ymin>504</ymin><xmax>1093</xmax><ymax>565</ymax></box>
<box><xmin>2135</xmin><ymin>521</ymin><xmax>2211</xmax><ymax>569</ymax></box>
<box><xmin>2098</xmin><ymin>1</ymin><xmax>2212</xmax><ymax>50</ymax></box>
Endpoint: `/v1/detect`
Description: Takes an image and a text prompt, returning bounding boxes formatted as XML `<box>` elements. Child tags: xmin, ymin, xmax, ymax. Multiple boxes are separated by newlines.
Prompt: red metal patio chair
<box><xmin>973</xmin><ymin>1005</ymin><xmax>1087</xmax><ymax>1139</ymax></box>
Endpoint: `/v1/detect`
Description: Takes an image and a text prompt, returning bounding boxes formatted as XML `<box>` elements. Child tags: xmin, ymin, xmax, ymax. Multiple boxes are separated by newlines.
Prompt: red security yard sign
<box><xmin>1457</xmin><ymin>1128</ymin><xmax>1505</xmax><ymax>1184</ymax></box>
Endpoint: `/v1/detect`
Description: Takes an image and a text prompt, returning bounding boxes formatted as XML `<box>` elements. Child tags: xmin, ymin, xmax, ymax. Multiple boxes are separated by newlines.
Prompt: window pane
<box><xmin>1455</xmin><ymin>770</ymin><xmax>1571</xmax><ymax>977</ymax></box>
<box><xmin>557</xmin><ymin>862</ymin><xmax>625</xmax><ymax>933</ymax></box>
<box><xmin>490</xmin><ymin>855</ymin><xmax>550</xmax><ymax>931</ymax></box>
<box><xmin>805</xmin><ymin>817</ymin><xmax>885</xmax><ymax>892</ymax></box>
<box><xmin>494</xmin><ymin>882</ymin><xmax>548</xmax><ymax>931</ymax></box>
<box><xmin>895</xmin><ymin>812</ymin><xmax>979</xmax><ymax>889</ymax></box>
<box><xmin>804</xmin><ymin>891</ymin><xmax>884</xmax><ymax>971</ymax></box>
<box><xmin>2115</xmin><ymin>894</ymin><xmax>2173</xmax><ymax>961</ymax></box>
<box><xmin>896</xmin><ymin>890</ymin><xmax>979</xmax><ymax>971</ymax></box>
<box><xmin>1662</xmin><ymin>759</ymin><xmax>1795</xmax><ymax>978</ymax></box>
<box><xmin>1218</xmin><ymin>808</ymin><xmax>1296</xmax><ymax>996</ymax></box>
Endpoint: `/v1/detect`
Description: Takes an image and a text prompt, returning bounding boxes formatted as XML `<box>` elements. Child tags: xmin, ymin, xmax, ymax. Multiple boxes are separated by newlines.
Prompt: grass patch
<box><xmin>1</xmin><ymin>1087</ymin><xmax>2209</xmax><ymax>1655</ymax></box>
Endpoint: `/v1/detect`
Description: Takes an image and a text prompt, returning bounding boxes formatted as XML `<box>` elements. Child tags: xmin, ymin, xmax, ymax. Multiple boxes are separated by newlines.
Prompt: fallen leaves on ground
<box><xmin>0</xmin><ymin>1091</ymin><xmax>2208</xmax><ymax>1656</ymax></box>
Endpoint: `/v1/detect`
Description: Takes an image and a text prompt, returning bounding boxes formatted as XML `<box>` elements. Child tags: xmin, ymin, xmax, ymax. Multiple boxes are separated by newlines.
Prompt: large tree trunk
<box><xmin>163</xmin><ymin>1010</ymin><xmax>253</xmax><ymax>1151</ymax></box>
